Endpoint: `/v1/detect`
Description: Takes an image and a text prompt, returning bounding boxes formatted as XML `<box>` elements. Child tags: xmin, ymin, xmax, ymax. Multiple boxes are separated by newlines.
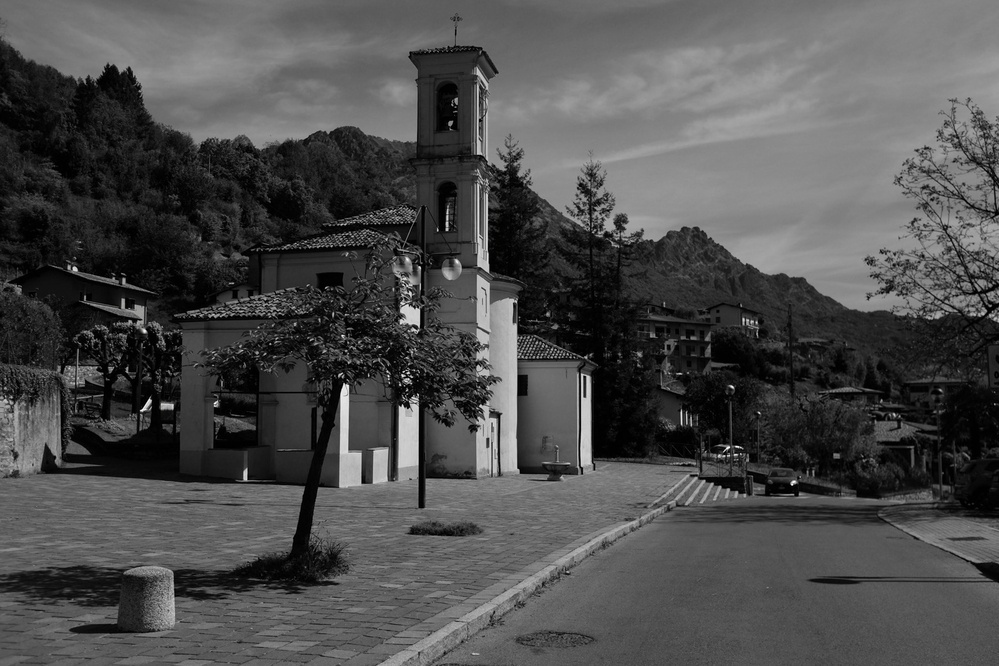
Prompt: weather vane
<box><xmin>451</xmin><ymin>13</ymin><xmax>462</xmax><ymax>47</ymax></box>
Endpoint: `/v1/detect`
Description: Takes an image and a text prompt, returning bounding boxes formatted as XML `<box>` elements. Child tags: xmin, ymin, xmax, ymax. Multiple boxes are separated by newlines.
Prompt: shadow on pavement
<box><xmin>810</xmin><ymin>575</ymin><xmax>990</xmax><ymax>585</ymax></box>
<box><xmin>671</xmin><ymin>501</ymin><xmax>887</xmax><ymax>526</ymax></box>
<box><xmin>0</xmin><ymin>564</ymin><xmax>333</xmax><ymax>606</ymax></box>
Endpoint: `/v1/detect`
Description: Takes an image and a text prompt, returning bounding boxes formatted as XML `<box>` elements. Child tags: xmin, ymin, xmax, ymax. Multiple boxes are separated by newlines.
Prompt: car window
<box><xmin>769</xmin><ymin>469</ymin><xmax>793</xmax><ymax>477</ymax></box>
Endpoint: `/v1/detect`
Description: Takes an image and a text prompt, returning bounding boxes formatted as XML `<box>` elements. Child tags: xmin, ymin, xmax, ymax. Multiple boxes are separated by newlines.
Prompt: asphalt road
<box><xmin>433</xmin><ymin>494</ymin><xmax>999</xmax><ymax>666</ymax></box>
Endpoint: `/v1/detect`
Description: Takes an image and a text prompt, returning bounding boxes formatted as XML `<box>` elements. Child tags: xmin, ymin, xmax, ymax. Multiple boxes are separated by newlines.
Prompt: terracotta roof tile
<box><xmin>322</xmin><ymin>205</ymin><xmax>418</xmax><ymax>230</ymax></box>
<box><xmin>174</xmin><ymin>288</ymin><xmax>307</xmax><ymax>322</ymax></box>
<box><xmin>517</xmin><ymin>334</ymin><xmax>586</xmax><ymax>362</ymax></box>
<box><xmin>251</xmin><ymin>228</ymin><xmax>391</xmax><ymax>253</ymax></box>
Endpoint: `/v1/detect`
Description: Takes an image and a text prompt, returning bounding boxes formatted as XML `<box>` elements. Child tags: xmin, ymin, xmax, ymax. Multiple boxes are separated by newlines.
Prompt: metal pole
<box><xmin>418</xmin><ymin>205</ymin><xmax>427</xmax><ymax>509</ymax></box>
<box><xmin>728</xmin><ymin>397</ymin><xmax>734</xmax><ymax>477</ymax></box>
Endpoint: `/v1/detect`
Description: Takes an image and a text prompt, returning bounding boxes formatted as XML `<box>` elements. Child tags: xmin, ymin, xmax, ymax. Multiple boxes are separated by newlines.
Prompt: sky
<box><xmin>5</xmin><ymin>0</ymin><xmax>999</xmax><ymax>312</ymax></box>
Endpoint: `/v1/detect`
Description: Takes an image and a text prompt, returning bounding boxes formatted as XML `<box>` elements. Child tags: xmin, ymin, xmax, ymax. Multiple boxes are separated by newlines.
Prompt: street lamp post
<box><xmin>725</xmin><ymin>384</ymin><xmax>735</xmax><ymax>477</ymax></box>
<box><xmin>393</xmin><ymin>205</ymin><xmax>462</xmax><ymax>509</ymax></box>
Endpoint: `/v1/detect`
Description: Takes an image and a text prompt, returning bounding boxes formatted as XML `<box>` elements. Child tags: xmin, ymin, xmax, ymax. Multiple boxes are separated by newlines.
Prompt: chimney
<box><xmin>119</xmin><ymin>273</ymin><xmax>127</xmax><ymax>285</ymax></box>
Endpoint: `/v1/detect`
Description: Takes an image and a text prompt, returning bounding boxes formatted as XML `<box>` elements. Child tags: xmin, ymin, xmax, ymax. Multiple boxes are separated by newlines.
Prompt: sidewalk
<box><xmin>0</xmin><ymin>456</ymin><xmax>699</xmax><ymax>666</ymax></box>
<box><xmin>879</xmin><ymin>502</ymin><xmax>999</xmax><ymax>571</ymax></box>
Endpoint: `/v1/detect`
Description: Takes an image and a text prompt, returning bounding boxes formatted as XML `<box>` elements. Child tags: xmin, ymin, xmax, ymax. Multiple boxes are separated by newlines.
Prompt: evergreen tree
<box><xmin>563</xmin><ymin>154</ymin><xmax>615</xmax><ymax>355</ymax></box>
<box><xmin>489</xmin><ymin>135</ymin><xmax>547</xmax><ymax>327</ymax></box>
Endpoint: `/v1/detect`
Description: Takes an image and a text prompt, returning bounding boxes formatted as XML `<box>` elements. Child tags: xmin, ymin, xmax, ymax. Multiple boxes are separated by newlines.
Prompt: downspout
<box><xmin>577</xmin><ymin>360</ymin><xmax>585</xmax><ymax>473</ymax></box>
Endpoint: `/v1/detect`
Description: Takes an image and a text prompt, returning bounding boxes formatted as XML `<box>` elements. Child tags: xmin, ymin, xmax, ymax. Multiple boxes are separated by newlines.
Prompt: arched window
<box><xmin>437</xmin><ymin>83</ymin><xmax>458</xmax><ymax>131</ymax></box>
<box><xmin>438</xmin><ymin>182</ymin><xmax>457</xmax><ymax>232</ymax></box>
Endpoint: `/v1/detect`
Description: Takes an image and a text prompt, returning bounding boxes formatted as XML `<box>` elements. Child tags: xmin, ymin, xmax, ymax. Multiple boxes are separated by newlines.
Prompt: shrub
<box><xmin>233</xmin><ymin>532</ymin><xmax>349</xmax><ymax>583</ymax></box>
<box><xmin>408</xmin><ymin>520</ymin><xmax>483</xmax><ymax>536</ymax></box>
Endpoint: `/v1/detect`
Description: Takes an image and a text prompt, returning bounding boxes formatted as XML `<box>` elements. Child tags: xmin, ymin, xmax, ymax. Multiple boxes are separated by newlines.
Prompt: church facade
<box><xmin>175</xmin><ymin>45</ymin><xmax>593</xmax><ymax>484</ymax></box>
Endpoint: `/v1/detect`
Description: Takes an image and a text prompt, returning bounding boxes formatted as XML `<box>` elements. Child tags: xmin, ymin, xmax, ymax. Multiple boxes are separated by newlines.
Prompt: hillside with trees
<box><xmin>0</xmin><ymin>35</ymin><xmax>910</xmax><ymax>362</ymax></box>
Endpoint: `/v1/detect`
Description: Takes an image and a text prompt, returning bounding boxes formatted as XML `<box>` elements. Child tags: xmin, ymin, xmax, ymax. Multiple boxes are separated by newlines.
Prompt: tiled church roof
<box><xmin>321</xmin><ymin>204</ymin><xmax>418</xmax><ymax>230</ymax></box>
<box><xmin>174</xmin><ymin>288</ymin><xmax>307</xmax><ymax>322</ymax></box>
<box><xmin>251</xmin><ymin>228</ymin><xmax>391</xmax><ymax>253</ymax></box>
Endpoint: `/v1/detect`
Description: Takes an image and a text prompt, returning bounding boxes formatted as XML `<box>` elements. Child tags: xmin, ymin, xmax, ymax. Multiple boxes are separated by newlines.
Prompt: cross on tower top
<box><xmin>450</xmin><ymin>13</ymin><xmax>462</xmax><ymax>47</ymax></box>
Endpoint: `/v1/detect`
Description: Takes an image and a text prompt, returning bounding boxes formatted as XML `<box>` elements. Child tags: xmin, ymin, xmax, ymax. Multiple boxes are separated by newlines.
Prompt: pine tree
<box><xmin>489</xmin><ymin>135</ymin><xmax>549</xmax><ymax>328</ymax></box>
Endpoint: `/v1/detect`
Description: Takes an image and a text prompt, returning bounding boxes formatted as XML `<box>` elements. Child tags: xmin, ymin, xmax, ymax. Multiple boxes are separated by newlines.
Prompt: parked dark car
<box><xmin>956</xmin><ymin>459</ymin><xmax>999</xmax><ymax>508</ymax></box>
<box><xmin>765</xmin><ymin>467</ymin><xmax>800</xmax><ymax>496</ymax></box>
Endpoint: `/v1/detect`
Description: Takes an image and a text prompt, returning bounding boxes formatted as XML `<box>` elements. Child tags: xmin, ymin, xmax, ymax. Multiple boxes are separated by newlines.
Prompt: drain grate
<box><xmin>516</xmin><ymin>630</ymin><xmax>595</xmax><ymax>648</ymax></box>
<box><xmin>948</xmin><ymin>536</ymin><xmax>987</xmax><ymax>541</ymax></box>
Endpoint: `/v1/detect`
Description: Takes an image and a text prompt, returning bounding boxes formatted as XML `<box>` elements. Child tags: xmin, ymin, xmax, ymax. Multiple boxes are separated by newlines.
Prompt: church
<box><xmin>175</xmin><ymin>45</ymin><xmax>594</xmax><ymax>485</ymax></box>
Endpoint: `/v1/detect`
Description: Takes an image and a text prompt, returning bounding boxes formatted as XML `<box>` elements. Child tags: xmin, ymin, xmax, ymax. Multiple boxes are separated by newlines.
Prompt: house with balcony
<box><xmin>636</xmin><ymin>308</ymin><xmax>712</xmax><ymax>375</ymax></box>
<box><xmin>701</xmin><ymin>302</ymin><xmax>760</xmax><ymax>338</ymax></box>
<box><xmin>11</xmin><ymin>262</ymin><xmax>154</xmax><ymax>327</ymax></box>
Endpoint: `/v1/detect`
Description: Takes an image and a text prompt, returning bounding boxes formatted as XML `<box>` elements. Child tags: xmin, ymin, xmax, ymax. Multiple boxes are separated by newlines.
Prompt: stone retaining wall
<box><xmin>0</xmin><ymin>388</ymin><xmax>63</xmax><ymax>477</ymax></box>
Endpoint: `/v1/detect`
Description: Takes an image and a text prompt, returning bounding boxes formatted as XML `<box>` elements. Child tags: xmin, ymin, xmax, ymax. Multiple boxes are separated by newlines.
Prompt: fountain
<box><xmin>541</xmin><ymin>445</ymin><xmax>571</xmax><ymax>481</ymax></box>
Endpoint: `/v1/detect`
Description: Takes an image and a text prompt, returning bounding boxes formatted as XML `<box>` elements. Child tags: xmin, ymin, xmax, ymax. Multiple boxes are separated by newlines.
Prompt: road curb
<box><xmin>878</xmin><ymin>503</ymin><xmax>994</xmax><ymax>566</ymax></box>
<box><xmin>380</xmin><ymin>500</ymin><xmax>678</xmax><ymax>665</ymax></box>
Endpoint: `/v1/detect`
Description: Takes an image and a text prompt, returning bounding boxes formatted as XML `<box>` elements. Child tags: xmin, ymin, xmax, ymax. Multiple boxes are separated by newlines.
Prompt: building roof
<box><xmin>874</xmin><ymin>420</ymin><xmax>924</xmax><ymax>444</ymax></box>
<box><xmin>408</xmin><ymin>45</ymin><xmax>498</xmax><ymax>76</ymax></box>
<box><xmin>321</xmin><ymin>204</ymin><xmax>418</xmax><ymax>230</ymax></box>
<box><xmin>518</xmin><ymin>335</ymin><xmax>589</xmax><ymax>364</ymax></box>
<box><xmin>250</xmin><ymin>228</ymin><xmax>393</xmax><ymax>254</ymax></box>
<box><xmin>174</xmin><ymin>288</ymin><xmax>307</xmax><ymax>322</ymax></box>
<box><xmin>818</xmin><ymin>386</ymin><xmax>883</xmax><ymax>397</ymax></box>
<box><xmin>79</xmin><ymin>300</ymin><xmax>143</xmax><ymax>320</ymax></box>
<box><xmin>703</xmin><ymin>301</ymin><xmax>760</xmax><ymax>315</ymax></box>
<box><xmin>12</xmin><ymin>264</ymin><xmax>156</xmax><ymax>295</ymax></box>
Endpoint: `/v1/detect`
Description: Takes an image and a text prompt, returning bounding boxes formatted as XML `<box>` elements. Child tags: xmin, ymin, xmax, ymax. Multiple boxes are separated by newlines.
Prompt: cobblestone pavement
<box><xmin>0</xmin><ymin>456</ymin><xmax>725</xmax><ymax>666</ymax></box>
<box><xmin>879</xmin><ymin>502</ymin><xmax>999</xmax><ymax>569</ymax></box>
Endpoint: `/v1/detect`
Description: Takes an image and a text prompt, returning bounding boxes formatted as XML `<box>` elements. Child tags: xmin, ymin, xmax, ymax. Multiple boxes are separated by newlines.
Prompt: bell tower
<box><xmin>409</xmin><ymin>45</ymin><xmax>497</xmax><ymax>275</ymax></box>
<box><xmin>409</xmin><ymin>45</ymin><xmax>499</xmax><ymax>478</ymax></box>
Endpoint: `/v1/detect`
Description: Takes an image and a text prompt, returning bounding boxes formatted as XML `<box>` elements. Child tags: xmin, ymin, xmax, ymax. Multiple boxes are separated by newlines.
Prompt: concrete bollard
<box><xmin>117</xmin><ymin>566</ymin><xmax>175</xmax><ymax>632</ymax></box>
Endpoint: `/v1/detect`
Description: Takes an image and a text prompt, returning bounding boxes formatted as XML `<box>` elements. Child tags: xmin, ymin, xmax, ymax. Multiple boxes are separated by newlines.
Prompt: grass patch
<box><xmin>408</xmin><ymin>520</ymin><xmax>483</xmax><ymax>537</ymax></box>
<box><xmin>233</xmin><ymin>533</ymin><xmax>350</xmax><ymax>583</ymax></box>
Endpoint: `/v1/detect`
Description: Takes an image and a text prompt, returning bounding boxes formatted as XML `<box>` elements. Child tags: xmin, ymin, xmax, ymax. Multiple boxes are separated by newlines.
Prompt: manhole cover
<box><xmin>516</xmin><ymin>630</ymin><xmax>594</xmax><ymax>648</ymax></box>
<box><xmin>949</xmin><ymin>536</ymin><xmax>987</xmax><ymax>541</ymax></box>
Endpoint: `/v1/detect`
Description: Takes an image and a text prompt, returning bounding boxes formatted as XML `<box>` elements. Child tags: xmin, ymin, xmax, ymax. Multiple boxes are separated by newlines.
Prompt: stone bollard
<box><xmin>117</xmin><ymin>566</ymin><xmax>175</xmax><ymax>632</ymax></box>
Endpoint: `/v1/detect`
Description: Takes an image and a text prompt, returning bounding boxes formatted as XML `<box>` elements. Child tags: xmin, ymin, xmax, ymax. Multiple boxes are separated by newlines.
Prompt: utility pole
<box><xmin>787</xmin><ymin>303</ymin><xmax>795</xmax><ymax>400</ymax></box>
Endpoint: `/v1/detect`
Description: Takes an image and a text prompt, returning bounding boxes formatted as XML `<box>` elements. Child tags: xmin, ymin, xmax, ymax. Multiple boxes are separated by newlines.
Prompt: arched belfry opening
<box><xmin>437</xmin><ymin>182</ymin><xmax>457</xmax><ymax>231</ymax></box>
<box><xmin>437</xmin><ymin>83</ymin><xmax>458</xmax><ymax>132</ymax></box>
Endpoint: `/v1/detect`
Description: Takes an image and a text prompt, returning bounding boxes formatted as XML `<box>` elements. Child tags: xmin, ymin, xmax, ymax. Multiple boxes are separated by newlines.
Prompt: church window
<box><xmin>437</xmin><ymin>83</ymin><xmax>458</xmax><ymax>131</ymax></box>
<box><xmin>438</xmin><ymin>182</ymin><xmax>457</xmax><ymax>231</ymax></box>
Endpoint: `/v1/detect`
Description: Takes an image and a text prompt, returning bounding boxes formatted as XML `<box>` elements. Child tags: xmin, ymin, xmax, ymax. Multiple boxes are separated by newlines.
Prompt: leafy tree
<box><xmin>138</xmin><ymin>322</ymin><xmax>183</xmax><ymax>431</ymax></box>
<box><xmin>684</xmin><ymin>372</ymin><xmax>765</xmax><ymax>450</ymax></box>
<box><xmin>867</xmin><ymin>99</ymin><xmax>999</xmax><ymax>370</ymax></box>
<box><xmin>200</xmin><ymin>239</ymin><xmax>497</xmax><ymax>560</ymax></box>
<box><xmin>0</xmin><ymin>290</ymin><xmax>63</xmax><ymax>368</ymax></box>
<box><xmin>73</xmin><ymin>321</ymin><xmax>138</xmax><ymax>419</ymax></box>
<box><xmin>764</xmin><ymin>396</ymin><xmax>878</xmax><ymax>475</ymax></box>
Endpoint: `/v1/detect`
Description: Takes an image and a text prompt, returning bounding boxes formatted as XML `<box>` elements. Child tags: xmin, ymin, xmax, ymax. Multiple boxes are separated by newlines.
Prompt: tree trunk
<box><xmin>101</xmin><ymin>376</ymin><xmax>114</xmax><ymax>420</ymax></box>
<box><xmin>290</xmin><ymin>384</ymin><xmax>342</xmax><ymax>559</ymax></box>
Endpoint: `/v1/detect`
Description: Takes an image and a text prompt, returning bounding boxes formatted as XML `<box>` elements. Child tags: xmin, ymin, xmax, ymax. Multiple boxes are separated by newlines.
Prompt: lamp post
<box><xmin>754</xmin><ymin>410</ymin><xmax>762</xmax><ymax>463</ymax></box>
<box><xmin>725</xmin><ymin>384</ymin><xmax>735</xmax><ymax>477</ymax></box>
<box><xmin>133</xmin><ymin>325</ymin><xmax>148</xmax><ymax>435</ymax></box>
<box><xmin>393</xmin><ymin>205</ymin><xmax>461</xmax><ymax>509</ymax></box>
<box><xmin>932</xmin><ymin>387</ymin><xmax>943</xmax><ymax>498</ymax></box>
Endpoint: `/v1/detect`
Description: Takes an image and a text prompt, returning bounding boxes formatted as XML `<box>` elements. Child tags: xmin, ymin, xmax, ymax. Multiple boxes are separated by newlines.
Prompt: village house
<box><xmin>11</xmin><ymin>262</ymin><xmax>154</xmax><ymax>327</ymax></box>
<box><xmin>701</xmin><ymin>302</ymin><xmax>761</xmax><ymax>338</ymax></box>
